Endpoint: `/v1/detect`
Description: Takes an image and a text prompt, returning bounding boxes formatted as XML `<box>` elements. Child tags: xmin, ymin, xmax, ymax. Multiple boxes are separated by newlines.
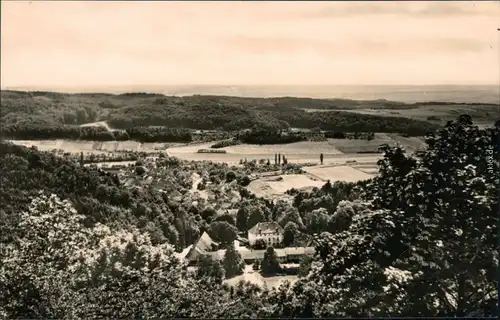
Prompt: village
<box><xmin>6</xmin><ymin>137</ymin><xmax>384</xmax><ymax>287</ymax></box>
<box><xmin>177</xmin><ymin>221</ymin><xmax>315</xmax><ymax>265</ymax></box>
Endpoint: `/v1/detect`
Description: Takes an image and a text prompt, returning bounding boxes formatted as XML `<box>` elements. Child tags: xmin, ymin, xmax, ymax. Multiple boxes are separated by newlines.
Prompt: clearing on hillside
<box><xmin>303</xmin><ymin>165</ymin><xmax>374</xmax><ymax>183</ymax></box>
<box><xmin>167</xmin><ymin>141</ymin><xmax>348</xmax><ymax>164</ymax></box>
<box><xmin>247</xmin><ymin>174</ymin><xmax>325</xmax><ymax>198</ymax></box>
<box><xmin>7</xmin><ymin>139</ymin><xmax>179</xmax><ymax>154</ymax></box>
<box><xmin>223</xmin><ymin>141</ymin><xmax>343</xmax><ymax>155</ymax></box>
<box><xmin>327</xmin><ymin>134</ymin><xmax>426</xmax><ymax>154</ymax></box>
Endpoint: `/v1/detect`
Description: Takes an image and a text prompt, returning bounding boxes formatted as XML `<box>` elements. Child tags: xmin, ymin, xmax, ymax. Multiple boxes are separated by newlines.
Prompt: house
<box><xmin>248</xmin><ymin>222</ymin><xmax>284</xmax><ymax>247</ymax></box>
<box><xmin>184</xmin><ymin>231</ymin><xmax>219</xmax><ymax>264</ymax></box>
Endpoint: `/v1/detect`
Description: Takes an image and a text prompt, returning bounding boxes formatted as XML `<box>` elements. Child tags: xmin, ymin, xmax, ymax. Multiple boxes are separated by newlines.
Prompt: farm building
<box><xmin>248</xmin><ymin>222</ymin><xmax>284</xmax><ymax>247</ymax></box>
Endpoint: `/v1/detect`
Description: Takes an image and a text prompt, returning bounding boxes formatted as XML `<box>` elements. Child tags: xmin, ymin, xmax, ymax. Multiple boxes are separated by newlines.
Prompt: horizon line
<box><xmin>2</xmin><ymin>83</ymin><xmax>498</xmax><ymax>91</ymax></box>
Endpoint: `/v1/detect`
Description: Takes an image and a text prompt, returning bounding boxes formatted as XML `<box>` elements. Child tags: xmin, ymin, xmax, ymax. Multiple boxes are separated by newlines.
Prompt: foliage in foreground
<box><xmin>264</xmin><ymin>115</ymin><xmax>499</xmax><ymax>317</ymax></box>
<box><xmin>0</xmin><ymin>194</ymin><xmax>264</xmax><ymax>318</ymax></box>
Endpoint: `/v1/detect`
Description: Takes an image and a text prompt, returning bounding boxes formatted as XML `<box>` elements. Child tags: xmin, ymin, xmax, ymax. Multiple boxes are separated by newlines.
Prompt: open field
<box><xmin>6</xmin><ymin>131</ymin><xmax>430</xmax><ymax>157</ymax></box>
<box><xmin>224</xmin><ymin>141</ymin><xmax>343</xmax><ymax>155</ymax></box>
<box><xmin>350</xmin><ymin>163</ymin><xmax>380</xmax><ymax>175</ymax></box>
<box><xmin>248</xmin><ymin>174</ymin><xmax>326</xmax><ymax>198</ymax></box>
<box><xmin>383</xmin><ymin>133</ymin><xmax>426</xmax><ymax>152</ymax></box>
<box><xmin>167</xmin><ymin>150</ymin><xmax>383</xmax><ymax>165</ymax></box>
<box><xmin>265</xmin><ymin>174</ymin><xmax>325</xmax><ymax>193</ymax></box>
<box><xmin>303</xmin><ymin>165</ymin><xmax>374</xmax><ymax>183</ymax></box>
<box><xmin>167</xmin><ymin>141</ymin><xmax>385</xmax><ymax>165</ymax></box>
<box><xmin>6</xmin><ymin>139</ymin><xmax>180</xmax><ymax>154</ymax></box>
<box><xmin>7</xmin><ymin>139</ymin><xmax>386</xmax><ymax>167</ymax></box>
<box><xmin>6</xmin><ymin>139</ymin><xmax>384</xmax><ymax>165</ymax></box>
<box><xmin>327</xmin><ymin>133</ymin><xmax>426</xmax><ymax>153</ymax></box>
<box><xmin>327</xmin><ymin>104</ymin><xmax>498</xmax><ymax>126</ymax></box>
<box><xmin>246</xmin><ymin>164</ymin><xmax>376</xmax><ymax>199</ymax></box>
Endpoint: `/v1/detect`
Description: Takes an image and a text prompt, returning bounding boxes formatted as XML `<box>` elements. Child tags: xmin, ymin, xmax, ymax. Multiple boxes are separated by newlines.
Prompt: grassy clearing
<box><xmin>224</xmin><ymin>141</ymin><xmax>343</xmax><ymax>155</ymax></box>
<box><xmin>327</xmin><ymin>134</ymin><xmax>393</xmax><ymax>153</ymax></box>
<box><xmin>328</xmin><ymin>134</ymin><xmax>427</xmax><ymax>154</ymax></box>
<box><xmin>329</xmin><ymin>103</ymin><xmax>499</xmax><ymax>125</ymax></box>
<box><xmin>265</xmin><ymin>174</ymin><xmax>325</xmax><ymax>194</ymax></box>
<box><xmin>303</xmin><ymin>165</ymin><xmax>374</xmax><ymax>183</ymax></box>
<box><xmin>6</xmin><ymin>139</ymin><xmax>178</xmax><ymax>154</ymax></box>
<box><xmin>247</xmin><ymin>174</ymin><xmax>325</xmax><ymax>199</ymax></box>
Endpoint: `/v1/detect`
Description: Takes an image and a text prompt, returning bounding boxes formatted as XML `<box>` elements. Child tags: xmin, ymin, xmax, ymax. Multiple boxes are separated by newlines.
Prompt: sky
<box><xmin>1</xmin><ymin>1</ymin><xmax>499</xmax><ymax>88</ymax></box>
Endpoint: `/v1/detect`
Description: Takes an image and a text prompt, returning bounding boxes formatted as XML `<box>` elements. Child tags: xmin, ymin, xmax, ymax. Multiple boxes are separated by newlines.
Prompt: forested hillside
<box><xmin>4</xmin><ymin>90</ymin><xmax>487</xmax><ymax>140</ymax></box>
<box><xmin>1</xmin><ymin>115</ymin><xmax>498</xmax><ymax>318</ymax></box>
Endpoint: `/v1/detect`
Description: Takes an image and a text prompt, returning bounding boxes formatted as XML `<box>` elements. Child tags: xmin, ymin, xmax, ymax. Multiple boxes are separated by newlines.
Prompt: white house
<box><xmin>248</xmin><ymin>222</ymin><xmax>284</xmax><ymax>247</ymax></box>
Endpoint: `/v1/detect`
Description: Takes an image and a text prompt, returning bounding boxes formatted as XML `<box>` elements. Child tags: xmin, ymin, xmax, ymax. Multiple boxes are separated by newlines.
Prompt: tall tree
<box><xmin>236</xmin><ymin>207</ymin><xmax>249</xmax><ymax>231</ymax></box>
<box><xmin>261</xmin><ymin>247</ymin><xmax>282</xmax><ymax>276</ymax></box>
<box><xmin>297</xmin><ymin>255</ymin><xmax>312</xmax><ymax>278</ymax></box>
<box><xmin>247</xmin><ymin>206</ymin><xmax>266</xmax><ymax>230</ymax></box>
<box><xmin>283</xmin><ymin>221</ymin><xmax>299</xmax><ymax>246</ymax></box>
<box><xmin>208</xmin><ymin>221</ymin><xmax>238</xmax><ymax>245</ymax></box>
<box><xmin>196</xmin><ymin>255</ymin><xmax>225</xmax><ymax>284</ymax></box>
<box><xmin>306</xmin><ymin>208</ymin><xmax>329</xmax><ymax>234</ymax></box>
<box><xmin>223</xmin><ymin>243</ymin><xmax>245</xmax><ymax>278</ymax></box>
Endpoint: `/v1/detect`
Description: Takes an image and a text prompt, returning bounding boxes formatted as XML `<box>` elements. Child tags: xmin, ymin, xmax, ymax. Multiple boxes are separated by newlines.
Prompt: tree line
<box><xmin>2</xmin><ymin>91</ymin><xmax>444</xmax><ymax>139</ymax></box>
<box><xmin>0</xmin><ymin>124</ymin><xmax>193</xmax><ymax>143</ymax></box>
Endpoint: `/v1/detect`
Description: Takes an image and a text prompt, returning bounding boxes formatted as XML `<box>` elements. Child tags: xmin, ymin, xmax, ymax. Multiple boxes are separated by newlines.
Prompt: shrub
<box><xmin>135</xmin><ymin>166</ymin><xmax>146</xmax><ymax>175</ymax></box>
<box><xmin>238</xmin><ymin>175</ymin><xmax>251</xmax><ymax>187</ymax></box>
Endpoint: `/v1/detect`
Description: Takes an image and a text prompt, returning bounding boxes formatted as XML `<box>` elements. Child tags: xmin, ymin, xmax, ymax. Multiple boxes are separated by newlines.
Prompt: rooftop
<box><xmin>204</xmin><ymin>246</ymin><xmax>315</xmax><ymax>261</ymax></box>
<box><xmin>185</xmin><ymin>231</ymin><xmax>219</xmax><ymax>260</ymax></box>
<box><xmin>248</xmin><ymin>221</ymin><xmax>284</xmax><ymax>236</ymax></box>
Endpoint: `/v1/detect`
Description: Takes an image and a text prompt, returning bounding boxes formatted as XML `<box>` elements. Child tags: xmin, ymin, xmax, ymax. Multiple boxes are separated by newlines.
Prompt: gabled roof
<box><xmin>248</xmin><ymin>221</ymin><xmax>284</xmax><ymax>236</ymax></box>
<box><xmin>196</xmin><ymin>231</ymin><xmax>219</xmax><ymax>252</ymax></box>
<box><xmin>186</xmin><ymin>231</ymin><xmax>219</xmax><ymax>261</ymax></box>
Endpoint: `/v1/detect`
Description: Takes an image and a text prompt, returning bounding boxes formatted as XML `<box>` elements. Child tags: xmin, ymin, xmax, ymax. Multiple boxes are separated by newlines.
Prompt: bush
<box><xmin>135</xmin><ymin>166</ymin><xmax>146</xmax><ymax>175</ymax></box>
<box><xmin>238</xmin><ymin>175</ymin><xmax>251</xmax><ymax>187</ymax></box>
<box><xmin>226</xmin><ymin>171</ymin><xmax>237</xmax><ymax>182</ymax></box>
<box><xmin>252</xmin><ymin>259</ymin><xmax>260</xmax><ymax>271</ymax></box>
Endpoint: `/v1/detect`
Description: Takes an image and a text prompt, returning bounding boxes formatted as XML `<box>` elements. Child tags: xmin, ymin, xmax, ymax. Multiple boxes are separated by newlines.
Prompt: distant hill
<box><xmin>1</xmin><ymin>90</ymin><xmax>497</xmax><ymax>141</ymax></box>
<box><xmin>3</xmin><ymin>84</ymin><xmax>498</xmax><ymax>104</ymax></box>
